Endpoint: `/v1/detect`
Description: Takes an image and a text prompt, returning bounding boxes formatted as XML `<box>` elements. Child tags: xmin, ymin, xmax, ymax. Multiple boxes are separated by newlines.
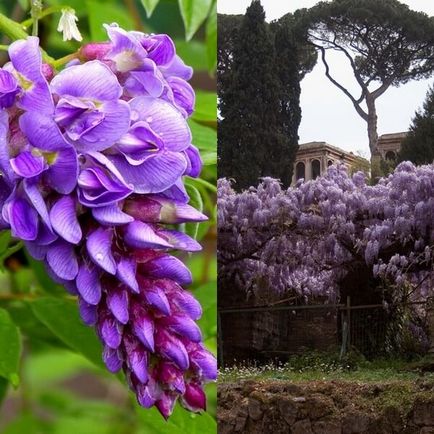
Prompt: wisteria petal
<box><xmin>166</xmin><ymin>314</ymin><xmax>202</xmax><ymax>342</ymax></box>
<box><xmin>132</xmin><ymin>312</ymin><xmax>155</xmax><ymax>352</ymax></box>
<box><xmin>51</xmin><ymin>60</ymin><xmax>122</xmax><ymax>100</ymax></box>
<box><xmin>50</xmin><ymin>195</ymin><xmax>82</xmax><ymax>244</ymax></box>
<box><xmin>183</xmin><ymin>145</ymin><xmax>202</xmax><ymax>178</ymax></box>
<box><xmin>110</xmin><ymin>151</ymin><xmax>187</xmax><ymax>194</ymax></box>
<box><xmin>142</xmin><ymin>255</ymin><xmax>192</xmax><ymax>285</ymax></box>
<box><xmin>172</xmin><ymin>290</ymin><xmax>202</xmax><ymax>321</ymax></box>
<box><xmin>129</xmin><ymin>96</ymin><xmax>191</xmax><ymax>151</ymax></box>
<box><xmin>79</xmin><ymin>297</ymin><xmax>98</xmax><ymax>326</ymax></box>
<box><xmin>99</xmin><ymin>314</ymin><xmax>122</xmax><ymax>349</ymax></box>
<box><xmin>156</xmin><ymin>331</ymin><xmax>189</xmax><ymax>370</ymax></box>
<box><xmin>3</xmin><ymin>196</ymin><xmax>38</xmax><ymax>240</ymax></box>
<box><xmin>157</xmin><ymin>229</ymin><xmax>202</xmax><ymax>252</ymax></box>
<box><xmin>103</xmin><ymin>346</ymin><xmax>123</xmax><ymax>373</ymax></box>
<box><xmin>144</xmin><ymin>285</ymin><xmax>171</xmax><ymax>316</ymax></box>
<box><xmin>76</xmin><ymin>264</ymin><xmax>102</xmax><ymax>305</ymax></box>
<box><xmin>8</xmin><ymin>37</ymin><xmax>54</xmax><ymax>113</ymax></box>
<box><xmin>116</xmin><ymin>257</ymin><xmax>139</xmax><ymax>293</ymax></box>
<box><xmin>107</xmin><ymin>288</ymin><xmax>129</xmax><ymax>324</ymax></box>
<box><xmin>46</xmin><ymin>240</ymin><xmax>78</xmax><ymax>281</ymax></box>
<box><xmin>87</xmin><ymin>227</ymin><xmax>116</xmax><ymax>274</ymax></box>
<box><xmin>45</xmin><ymin>146</ymin><xmax>78</xmax><ymax>194</ymax></box>
<box><xmin>92</xmin><ymin>203</ymin><xmax>134</xmax><ymax>226</ymax></box>
<box><xmin>23</xmin><ymin>179</ymin><xmax>51</xmax><ymax>229</ymax></box>
<box><xmin>124</xmin><ymin>221</ymin><xmax>171</xmax><ymax>249</ymax></box>
<box><xmin>25</xmin><ymin>240</ymin><xmax>48</xmax><ymax>260</ymax></box>
<box><xmin>10</xmin><ymin>151</ymin><xmax>45</xmax><ymax>178</ymax></box>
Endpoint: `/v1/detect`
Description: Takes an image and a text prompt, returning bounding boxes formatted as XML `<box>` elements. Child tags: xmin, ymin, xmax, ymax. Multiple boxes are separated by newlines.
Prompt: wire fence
<box><xmin>217</xmin><ymin>297</ymin><xmax>432</xmax><ymax>366</ymax></box>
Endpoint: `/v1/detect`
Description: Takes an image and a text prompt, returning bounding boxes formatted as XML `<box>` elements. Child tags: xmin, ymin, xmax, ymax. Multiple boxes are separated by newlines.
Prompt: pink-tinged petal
<box><xmin>8</xmin><ymin>37</ymin><xmax>54</xmax><ymax>114</ymax></box>
<box><xmin>136</xmin><ymin>379</ymin><xmax>160</xmax><ymax>408</ymax></box>
<box><xmin>157</xmin><ymin>229</ymin><xmax>202</xmax><ymax>252</ymax></box>
<box><xmin>110</xmin><ymin>151</ymin><xmax>187</xmax><ymax>194</ymax></box>
<box><xmin>103</xmin><ymin>346</ymin><xmax>122</xmax><ymax>373</ymax></box>
<box><xmin>132</xmin><ymin>309</ymin><xmax>155</xmax><ymax>352</ymax></box>
<box><xmin>155</xmin><ymin>330</ymin><xmax>189</xmax><ymax>371</ymax></box>
<box><xmin>116</xmin><ymin>257</ymin><xmax>139</xmax><ymax>293</ymax></box>
<box><xmin>78</xmin><ymin>297</ymin><xmax>98</xmax><ymax>326</ymax></box>
<box><xmin>155</xmin><ymin>392</ymin><xmax>177</xmax><ymax>420</ymax></box>
<box><xmin>124</xmin><ymin>221</ymin><xmax>171</xmax><ymax>250</ymax></box>
<box><xmin>19</xmin><ymin>111</ymin><xmax>71</xmax><ymax>151</ymax></box>
<box><xmin>76</xmin><ymin>264</ymin><xmax>102</xmax><ymax>305</ymax></box>
<box><xmin>3</xmin><ymin>196</ymin><xmax>38</xmax><ymax>241</ymax></box>
<box><xmin>143</xmin><ymin>285</ymin><xmax>171</xmax><ymax>316</ymax></box>
<box><xmin>86</xmin><ymin>227</ymin><xmax>116</xmax><ymax>274</ymax></box>
<box><xmin>158</xmin><ymin>362</ymin><xmax>185</xmax><ymax>394</ymax></box>
<box><xmin>181</xmin><ymin>383</ymin><xmax>206</xmax><ymax>413</ymax></box>
<box><xmin>92</xmin><ymin>203</ymin><xmax>134</xmax><ymax>226</ymax></box>
<box><xmin>142</xmin><ymin>255</ymin><xmax>192</xmax><ymax>286</ymax></box>
<box><xmin>190</xmin><ymin>346</ymin><xmax>217</xmax><ymax>381</ymax></box>
<box><xmin>107</xmin><ymin>288</ymin><xmax>129</xmax><ymax>324</ymax></box>
<box><xmin>124</xmin><ymin>334</ymin><xmax>148</xmax><ymax>383</ymax></box>
<box><xmin>23</xmin><ymin>179</ymin><xmax>51</xmax><ymax>229</ymax></box>
<box><xmin>173</xmin><ymin>290</ymin><xmax>202</xmax><ymax>320</ymax></box>
<box><xmin>46</xmin><ymin>240</ymin><xmax>78</xmax><ymax>281</ymax></box>
<box><xmin>10</xmin><ymin>151</ymin><xmax>45</xmax><ymax>178</ymax></box>
<box><xmin>165</xmin><ymin>313</ymin><xmax>202</xmax><ymax>342</ymax></box>
<box><xmin>129</xmin><ymin>97</ymin><xmax>191</xmax><ymax>151</ymax></box>
<box><xmin>49</xmin><ymin>195</ymin><xmax>82</xmax><ymax>244</ymax></box>
<box><xmin>51</xmin><ymin>60</ymin><xmax>122</xmax><ymax>100</ymax></box>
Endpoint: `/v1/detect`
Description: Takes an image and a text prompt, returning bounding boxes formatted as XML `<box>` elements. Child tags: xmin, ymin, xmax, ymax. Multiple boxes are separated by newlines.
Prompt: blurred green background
<box><xmin>0</xmin><ymin>0</ymin><xmax>216</xmax><ymax>432</ymax></box>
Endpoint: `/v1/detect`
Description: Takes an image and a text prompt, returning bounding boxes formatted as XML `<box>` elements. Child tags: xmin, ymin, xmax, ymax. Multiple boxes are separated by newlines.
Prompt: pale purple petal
<box><xmin>3</xmin><ymin>196</ymin><xmax>38</xmax><ymax>241</ymax></box>
<box><xmin>76</xmin><ymin>264</ymin><xmax>102</xmax><ymax>305</ymax></box>
<box><xmin>124</xmin><ymin>221</ymin><xmax>171</xmax><ymax>249</ymax></box>
<box><xmin>142</xmin><ymin>255</ymin><xmax>192</xmax><ymax>285</ymax></box>
<box><xmin>116</xmin><ymin>257</ymin><xmax>139</xmax><ymax>293</ymax></box>
<box><xmin>23</xmin><ymin>179</ymin><xmax>51</xmax><ymax>229</ymax></box>
<box><xmin>49</xmin><ymin>195</ymin><xmax>82</xmax><ymax>244</ymax></box>
<box><xmin>92</xmin><ymin>203</ymin><xmax>134</xmax><ymax>226</ymax></box>
<box><xmin>10</xmin><ymin>151</ymin><xmax>45</xmax><ymax>178</ymax></box>
<box><xmin>86</xmin><ymin>227</ymin><xmax>116</xmax><ymax>274</ymax></box>
<box><xmin>103</xmin><ymin>346</ymin><xmax>123</xmax><ymax>373</ymax></box>
<box><xmin>107</xmin><ymin>288</ymin><xmax>129</xmax><ymax>324</ymax></box>
<box><xmin>46</xmin><ymin>240</ymin><xmax>78</xmax><ymax>280</ymax></box>
<box><xmin>79</xmin><ymin>297</ymin><xmax>98</xmax><ymax>326</ymax></box>
<box><xmin>51</xmin><ymin>60</ymin><xmax>122</xmax><ymax>100</ymax></box>
<box><xmin>157</xmin><ymin>229</ymin><xmax>202</xmax><ymax>252</ymax></box>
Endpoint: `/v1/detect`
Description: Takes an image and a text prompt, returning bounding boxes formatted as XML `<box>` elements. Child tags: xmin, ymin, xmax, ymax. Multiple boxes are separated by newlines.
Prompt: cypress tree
<box><xmin>399</xmin><ymin>85</ymin><xmax>434</xmax><ymax>165</ymax></box>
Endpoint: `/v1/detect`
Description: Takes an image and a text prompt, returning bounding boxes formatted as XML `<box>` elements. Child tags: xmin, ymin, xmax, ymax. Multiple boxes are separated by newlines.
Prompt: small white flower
<box><xmin>57</xmin><ymin>8</ymin><xmax>82</xmax><ymax>42</ymax></box>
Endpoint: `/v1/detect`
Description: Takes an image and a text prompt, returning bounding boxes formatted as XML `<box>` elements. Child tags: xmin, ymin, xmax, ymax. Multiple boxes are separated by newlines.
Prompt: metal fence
<box><xmin>217</xmin><ymin>298</ymin><xmax>407</xmax><ymax>366</ymax></box>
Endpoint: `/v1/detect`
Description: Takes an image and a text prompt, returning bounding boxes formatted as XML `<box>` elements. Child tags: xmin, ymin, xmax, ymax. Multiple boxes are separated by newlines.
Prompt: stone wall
<box><xmin>218</xmin><ymin>380</ymin><xmax>434</xmax><ymax>434</ymax></box>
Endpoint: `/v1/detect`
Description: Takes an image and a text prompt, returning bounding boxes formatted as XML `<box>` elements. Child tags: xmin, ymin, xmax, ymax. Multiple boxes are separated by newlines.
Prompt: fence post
<box><xmin>217</xmin><ymin>310</ymin><xmax>224</xmax><ymax>367</ymax></box>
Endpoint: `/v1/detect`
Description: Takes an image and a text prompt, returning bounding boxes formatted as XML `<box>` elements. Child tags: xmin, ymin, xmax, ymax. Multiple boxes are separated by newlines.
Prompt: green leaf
<box><xmin>184</xmin><ymin>182</ymin><xmax>204</xmax><ymax>240</ymax></box>
<box><xmin>201</xmin><ymin>151</ymin><xmax>216</xmax><ymax>166</ymax></box>
<box><xmin>205</xmin><ymin>0</ymin><xmax>217</xmax><ymax>72</ymax></box>
<box><xmin>193</xmin><ymin>281</ymin><xmax>216</xmax><ymax>342</ymax></box>
<box><xmin>188</xmin><ymin>120</ymin><xmax>216</xmax><ymax>151</ymax></box>
<box><xmin>175</xmin><ymin>40</ymin><xmax>208</xmax><ymax>71</ymax></box>
<box><xmin>178</xmin><ymin>0</ymin><xmax>213</xmax><ymax>41</ymax></box>
<box><xmin>0</xmin><ymin>308</ymin><xmax>21</xmax><ymax>386</ymax></box>
<box><xmin>136</xmin><ymin>403</ymin><xmax>216</xmax><ymax>434</ymax></box>
<box><xmin>86</xmin><ymin>0</ymin><xmax>135</xmax><ymax>41</ymax></box>
<box><xmin>30</xmin><ymin>297</ymin><xmax>104</xmax><ymax>369</ymax></box>
<box><xmin>2</xmin><ymin>414</ymin><xmax>46</xmax><ymax>434</ymax></box>
<box><xmin>25</xmin><ymin>251</ymin><xmax>64</xmax><ymax>295</ymax></box>
<box><xmin>141</xmin><ymin>0</ymin><xmax>160</xmax><ymax>18</ymax></box>
<box><xmin>193</xmin><ymin>91</ymin><xmax>217</xmax><ymax>124</ymax></box>
<box><xmin>0</xmin><ymin>376</ymin><xmax>8</xmax><ymax>408</ymax></box>
<box><xmin>0</xmin><ymin>231</ymin><xmax>11</xmax><ymax>256</ymax></box>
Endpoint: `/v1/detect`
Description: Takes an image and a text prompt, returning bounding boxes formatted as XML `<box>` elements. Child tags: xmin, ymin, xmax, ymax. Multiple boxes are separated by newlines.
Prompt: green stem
<box><xmin>0</xmin><ymin>13</ymin><xmax>28</xmax><ymax>41</ymax></box>
<box><xmin>187</xmin><ymin>176</ymin><xmax>217</xmax><ymax>193</ymax></box>
<box><xmin>21</xmin><ymin>5</ymin><xmax>66</xmax><ymax>29</ymax></box>
<box><xmin>30</xmin><ymin>0</ymin><xmax>43</xmax><ymax>37</ymax></box>
<box><xmin>52</xmin><ymin>52</ymin><xmax>79</xmax><ymax>69</ymax></box>
<box><xmin>0</xmin><ymin>44</ymin><xmax>8</xmax><ymax>51</ymax></box>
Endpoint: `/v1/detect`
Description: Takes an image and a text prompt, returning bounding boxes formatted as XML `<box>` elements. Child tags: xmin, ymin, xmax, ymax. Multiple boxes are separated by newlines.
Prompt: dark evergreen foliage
<box><xmin>218</xmin><ymin>2</ymin><xmax>315</xmax><ymax>190</ymax></box>
<box><xmin>399</xmin><ymin>85</ymin><xmax>434</xmax><ymax>165</ymax></box>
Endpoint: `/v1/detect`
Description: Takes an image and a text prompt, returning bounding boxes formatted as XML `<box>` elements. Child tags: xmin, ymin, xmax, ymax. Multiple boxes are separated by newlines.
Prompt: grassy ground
<box><xmin>219</xmin><ymin>352</ymin><xmax>434</xmax><ymax>383</ymax></box>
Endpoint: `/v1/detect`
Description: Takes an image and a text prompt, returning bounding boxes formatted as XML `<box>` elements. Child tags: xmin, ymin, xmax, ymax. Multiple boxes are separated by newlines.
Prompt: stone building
<box><xmin>375</xmin><ymin>131</ymin><xmax>407</xmax><ymax>161</ymax></box>
<box><xmin>291</xmin><ymin>141</ymin><xmax>369</xmax><ymax>184</ymax></box>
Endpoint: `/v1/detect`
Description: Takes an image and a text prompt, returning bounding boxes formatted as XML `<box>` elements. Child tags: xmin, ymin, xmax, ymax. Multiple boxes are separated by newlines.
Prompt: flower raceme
<box><xmin>0</xmin><ymin>25</ymin><xmax>216</xmax><ymax>419</ymax></box>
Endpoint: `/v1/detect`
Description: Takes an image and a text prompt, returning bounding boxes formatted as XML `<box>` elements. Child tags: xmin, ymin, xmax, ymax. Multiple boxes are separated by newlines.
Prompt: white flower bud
<box><xmin>57</xmin><ymin>8</ymin><xmax>83</xmax><ymax>42</ymax></box>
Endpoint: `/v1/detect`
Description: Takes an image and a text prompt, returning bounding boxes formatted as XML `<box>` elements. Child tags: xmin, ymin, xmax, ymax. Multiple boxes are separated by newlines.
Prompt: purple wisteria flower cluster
<box><xmin>0</xmin><ymin>24</ymin><xmax>216</xmax><ymax>419</ymax></box>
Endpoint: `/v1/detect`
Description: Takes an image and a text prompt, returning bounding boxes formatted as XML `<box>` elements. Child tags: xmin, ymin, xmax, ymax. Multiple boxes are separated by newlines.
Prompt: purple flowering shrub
<box><xmin>218</xmin><ymin>163</ymin><xmax>434</xmax><ymax>306</ymax></box>
<box><xmin>0</xmin><ymin>25</ymin><xmax>216</xmax><ymax>419</ymax></box>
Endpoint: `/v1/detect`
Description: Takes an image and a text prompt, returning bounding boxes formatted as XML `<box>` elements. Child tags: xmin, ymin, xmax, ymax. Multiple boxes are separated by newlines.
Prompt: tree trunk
<box><xmin>366</xmin><ymin>95</ymin><xmax>378</xmax><ymax>155</ymax></box>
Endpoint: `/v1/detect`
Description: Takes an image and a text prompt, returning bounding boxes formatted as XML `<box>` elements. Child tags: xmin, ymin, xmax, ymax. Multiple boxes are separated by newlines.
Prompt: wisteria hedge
<box><xmin>218</xmin><ymin>163</ymin><xmax>434</xmax><ymax>313</ymax></box>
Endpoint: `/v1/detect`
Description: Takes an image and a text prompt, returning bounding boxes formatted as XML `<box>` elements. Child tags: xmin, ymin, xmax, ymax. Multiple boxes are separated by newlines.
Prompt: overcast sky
<box><xmin>217</xmin><ymin>0</ymin><xmax>434</xmax><ymax>156</ymax></box>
